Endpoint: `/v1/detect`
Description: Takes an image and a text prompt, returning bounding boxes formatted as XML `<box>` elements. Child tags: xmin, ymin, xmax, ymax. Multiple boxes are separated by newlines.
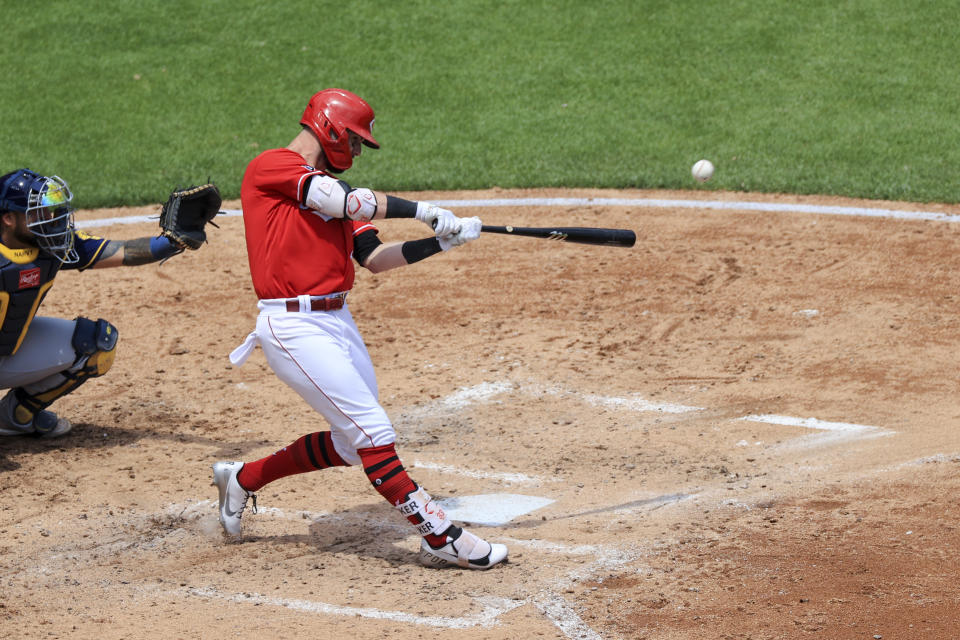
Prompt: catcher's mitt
<box><xmin>159</xmin><ymin>183</ymin><xmax>222</xmax><ymax>250</ymax></box>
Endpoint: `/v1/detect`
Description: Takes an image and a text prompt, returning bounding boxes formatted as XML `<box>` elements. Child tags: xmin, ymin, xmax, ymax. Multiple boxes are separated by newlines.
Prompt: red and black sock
<box><xmin>237</xmin><ymin>431</ymin><xmax>347</xmax><ymax>492</ymax></box>
<box><xmin>358</xmin><ymin>443</ymin><xmax>451</xmax><ymax>547</ymax></box>
<box><xmin>358</xmin><ymin>443</ymin><xmax>416</xmax><ymax>505</ymax></box>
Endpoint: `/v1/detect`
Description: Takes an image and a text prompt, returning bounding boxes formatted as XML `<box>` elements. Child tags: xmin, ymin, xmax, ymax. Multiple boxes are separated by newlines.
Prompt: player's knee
<box><xmin>12</xmin><ymin>318</ymin><xmax>119</xmax><ymax>415</ymax></box>
<box><xmin>72</xmin><ymin>317</ymin><xmax>119</xmax><ymax>377</ymax></box>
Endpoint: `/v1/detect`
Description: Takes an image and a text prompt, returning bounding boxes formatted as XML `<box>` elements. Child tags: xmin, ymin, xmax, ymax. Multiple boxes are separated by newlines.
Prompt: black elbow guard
<box><xmin>353</xmin><ymin>229</ymin><xmax>382</xmax><ymax>265</ymax></box>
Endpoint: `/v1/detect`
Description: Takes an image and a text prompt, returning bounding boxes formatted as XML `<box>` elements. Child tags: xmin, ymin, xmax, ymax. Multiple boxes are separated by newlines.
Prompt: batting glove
<box><xmin>416</xmin><ymin>202</ymin><xmax>459</xmax><ymax>237</ymax></box>
<box><xmin>438</xmin><ymin>216</ymin><xmax>482</xmax><ymax>251</ymax></box>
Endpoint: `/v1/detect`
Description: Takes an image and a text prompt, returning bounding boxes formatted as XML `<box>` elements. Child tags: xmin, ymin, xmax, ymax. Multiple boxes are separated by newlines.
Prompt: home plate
<box><xmin>436</xmin><ymin>494</ymin><xmax>555</xmax><ymax>526</ymax></box>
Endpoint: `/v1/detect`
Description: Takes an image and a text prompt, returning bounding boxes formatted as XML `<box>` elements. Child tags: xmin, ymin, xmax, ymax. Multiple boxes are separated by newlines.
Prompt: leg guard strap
<box><xmin>396</xmin><ymin>486</ymin><xmax>451</xmax><ymax>537</ymax></box>
<box><xmin>72</xmin><ymin>317</ymin><xmax>118</xmax><ymax>376</ymax></box>
<box><xmin>15</xmin><ymin>317</ymin><xmax>118</xmax><ymax>415</ymax></box>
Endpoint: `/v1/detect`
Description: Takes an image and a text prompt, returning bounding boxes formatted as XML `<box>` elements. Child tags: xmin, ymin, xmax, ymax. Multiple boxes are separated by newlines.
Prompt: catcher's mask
<box><xmin>0</xmin><ymin>168</ymin><xmax>78</xmax><ymax>264</ymax></box>
<box><xmin>300</xmin><ymin>88</ymin><xmax>380</xmax><ymax>172</ymax></box>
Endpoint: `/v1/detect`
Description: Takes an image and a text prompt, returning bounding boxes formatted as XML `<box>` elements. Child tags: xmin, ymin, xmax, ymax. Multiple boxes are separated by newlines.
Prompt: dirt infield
<box><xmin>2</xmin><ymin>188</ymin><xmax>959</xmax><ymax>639</ymax></box>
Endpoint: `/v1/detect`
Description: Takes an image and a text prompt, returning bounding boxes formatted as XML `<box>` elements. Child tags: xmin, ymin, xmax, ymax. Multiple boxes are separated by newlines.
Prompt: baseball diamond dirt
<box><xmin>2</xmin><ymin>187</ymin><xmax>959</xmax><ymax>639</ymax></box>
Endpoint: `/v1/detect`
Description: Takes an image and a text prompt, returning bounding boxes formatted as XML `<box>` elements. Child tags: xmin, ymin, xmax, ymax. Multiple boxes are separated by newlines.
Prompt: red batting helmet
<box><xmin>300</xmin><ymin>88</ymin><xmax>380</xmax><ymax>172</ymax></box>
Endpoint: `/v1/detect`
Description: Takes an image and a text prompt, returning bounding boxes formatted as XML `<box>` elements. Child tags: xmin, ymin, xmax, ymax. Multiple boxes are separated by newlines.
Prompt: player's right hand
<box><xmin>438</xmin><ymin>216</ymin><xmax>482</xmax><ymax>251</ymax></box>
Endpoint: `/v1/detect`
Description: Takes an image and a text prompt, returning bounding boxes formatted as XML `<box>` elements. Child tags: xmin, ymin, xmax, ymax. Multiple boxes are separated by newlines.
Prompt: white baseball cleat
<box><xmin>418</xmin><ymin>526</ymin><xmax>508</xmax><ymax>570</ymax></box>
<box><xmin>0</xmin><ymin>391</ymin><xmax>72</xmax><ymax>439</ymax></box>
<box><xmin>212</xmin><ymin>461</ymin><xmax>256</xmax><ymax>537</ymax></box>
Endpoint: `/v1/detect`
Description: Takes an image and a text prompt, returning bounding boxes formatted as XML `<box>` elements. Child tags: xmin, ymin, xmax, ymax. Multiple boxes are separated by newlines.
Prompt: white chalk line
<box><xmin>159</xmin><ymin>392</ymin><xmax>886</xmax><ymax>636</ymax></box>
<box><xmin>411</xmin><ymin>460</ymin><xmax>554</xmax><ymax>485</ymax></box>
<box><xmin>580</xmin><ymin>391</ymin><xmax>701</xmax><ymax>414</ymax></box>
<box><xmin>738</xmin><ymin>414</ymin><xmax>894</xmax><ymax>453</ymax></box>
<box><xmin>416</xmin><ymin>381</ymin><xmax>890</xmax><ymax>441</ymax></box>
<box><xmin>524</xmin><ymin>537</ymin><xmax>649</xmax><ymax>638</ymax></box>
<box><xmin>221</xmin><ymin>500</ymin><xmax>668</xmax><ymax>637</ymax></box>
<box><xmin>181</xmin><ymin>586</ymin><xmax>522</xmax><ymax>629</ymax></box>
<box><xmin>898</xmin><ymin>452</ymin><xmax>960</xmax><ymax>466</ymax></box>
<box><xmin>739</xmin><ymin>414</ymin><xmax>885</xmax><ymax>433</ymax></box>
<box><xmin>852</xmin><ymin>452</ymin><xmax>960</xmax><ymax>475</ymax></box>
<box><xmin>76</xmin><ymin>214</ymin><xmax>163</xmax><ymax>228</ymax></box>
<box><xmin>144</xmin><ymin>500</ymin><xmax>638</xmax><ymax>635</ymax></box>
<box><xmin>534</xmin><ymin>595</ymin><xmax>606</xmax><ymax>640</ymax></box>
<box><xmin>406</xmin><ymin>380</ymin><xmax>701</xmax><ymax>420</ymax></box>
<box><xmin>503</xmin><ymin>537</ymin><xmax>637</xmax><ymax>561</ymax></box>
<box><xmin>29</xmin><ymin>498</ymin><xmax>614</xmax><ymax>635</ymax></box>
<box><xmin>75</xmin><ymin>195</ymin><xmax>960</xmax><ymax>230</ymax></box>
<box><xmin>180</xmin><ymin>584</ymin><xmax>599</xmax><ymax>636</ymax></box>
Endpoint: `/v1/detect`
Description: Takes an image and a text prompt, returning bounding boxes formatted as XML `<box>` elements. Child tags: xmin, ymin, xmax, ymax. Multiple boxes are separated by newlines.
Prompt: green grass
<box><xmin>2</xmin><ymin>0</ymin><xmax>957</xmax><ymax>206</ymax></box>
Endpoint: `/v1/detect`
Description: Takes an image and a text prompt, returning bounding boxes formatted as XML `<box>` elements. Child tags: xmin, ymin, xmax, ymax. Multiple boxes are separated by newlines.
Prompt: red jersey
<box><xmin>240</xmin><ymin>148</ymin><xmax>377</xmax><ymax>299</ymax></box>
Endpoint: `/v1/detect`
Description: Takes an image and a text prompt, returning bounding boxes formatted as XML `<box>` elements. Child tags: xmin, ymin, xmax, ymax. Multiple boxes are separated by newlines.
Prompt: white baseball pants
<box><xmin>230</xmin><ymin>296</ymin><xmax>395</xmax><ymax>466</ymax></box>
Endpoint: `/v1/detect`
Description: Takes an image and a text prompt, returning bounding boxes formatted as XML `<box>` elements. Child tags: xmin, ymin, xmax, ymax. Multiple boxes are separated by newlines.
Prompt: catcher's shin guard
<box><xmin>14</xmin><ymin>317</ymin><xmax>118</xmax><ymax>416</ymax></box>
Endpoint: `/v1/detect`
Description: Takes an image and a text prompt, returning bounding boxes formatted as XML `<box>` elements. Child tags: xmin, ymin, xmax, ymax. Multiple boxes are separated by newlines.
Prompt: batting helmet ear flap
<box><xmin>322</xmin><ymin>117</ymin><xmax>339</xmax><ymax>144</ymax></box>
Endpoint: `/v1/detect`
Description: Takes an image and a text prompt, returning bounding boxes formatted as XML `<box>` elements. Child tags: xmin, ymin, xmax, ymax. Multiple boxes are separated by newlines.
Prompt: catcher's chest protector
<box><xmin>0</xmin><ymin>252</ymin><xmax>61</xmax><ymax>356</ymax></box>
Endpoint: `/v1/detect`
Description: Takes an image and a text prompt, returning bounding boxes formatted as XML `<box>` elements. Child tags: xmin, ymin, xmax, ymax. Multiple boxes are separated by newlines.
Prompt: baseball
<box><xmin>692</xmin><ymin>159</ymin><xmax>714</xmax><ymax>182</ymax></box>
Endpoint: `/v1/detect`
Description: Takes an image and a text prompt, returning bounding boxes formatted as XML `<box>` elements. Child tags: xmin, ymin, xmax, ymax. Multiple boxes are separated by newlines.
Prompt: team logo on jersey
<box><xmin>18</xmin><ymin>267</ymin><xmax>41</xmax><ymax>289</ymax></box>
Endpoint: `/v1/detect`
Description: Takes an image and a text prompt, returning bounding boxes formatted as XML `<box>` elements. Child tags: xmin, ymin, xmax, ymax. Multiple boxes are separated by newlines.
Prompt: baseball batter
<box><xmin>213</xmin><ymin>88</ymin><xmax>508</xmax><ymax>570</ymax></box>
<box><xmin>0</xmin><ymin>169</ymin><xmax>204</xmax><ymax>438</ymax></box>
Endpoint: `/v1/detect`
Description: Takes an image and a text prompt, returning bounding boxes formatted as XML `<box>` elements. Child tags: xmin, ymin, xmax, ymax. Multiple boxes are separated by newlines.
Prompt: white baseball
<box><xmin>692</xmin><ymin>159</ymin><xmax>714</xmax><ymax>182</ymax></box>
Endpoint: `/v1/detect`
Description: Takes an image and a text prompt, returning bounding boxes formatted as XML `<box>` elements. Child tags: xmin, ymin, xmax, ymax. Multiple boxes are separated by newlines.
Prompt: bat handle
<box><xmin>430</xmin><ymin>218</ymin><xmax>462</xmax><ymax>234</ymax></box>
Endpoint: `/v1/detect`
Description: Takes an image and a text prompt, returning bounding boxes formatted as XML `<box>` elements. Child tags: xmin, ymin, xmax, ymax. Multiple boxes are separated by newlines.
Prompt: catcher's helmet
<box><xmin>0</xmin><ymin>168</ymin><xmax>78</xmax><ymax>264</ymax></box>
<box><xmin>300</xmin><ymin>88</ymin><xmax>380</xmax><ymax>172</ymax></box>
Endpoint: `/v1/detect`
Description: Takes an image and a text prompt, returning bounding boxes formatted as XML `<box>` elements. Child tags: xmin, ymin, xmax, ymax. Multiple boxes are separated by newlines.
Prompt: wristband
<box><xmin>150</xmin><ymin>235</ymin><xmax>181</xmax><ymax>259</ymax></box>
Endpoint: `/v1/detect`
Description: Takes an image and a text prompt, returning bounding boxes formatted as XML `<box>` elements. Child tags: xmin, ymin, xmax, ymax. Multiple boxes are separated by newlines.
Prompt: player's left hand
<box><xmin>438</xmin><ymin>216</ymin><xmax>482</xmax><ymax>251</ymax></box>
<box><xmin>158</xmin><ymin>183</ymin><xmax>223</xmax><ymax>250</ymax></box>
<box><xmin>416</xmin><ymin>203</ymin><xmax>459</xmax><ymax>237</ymax></box>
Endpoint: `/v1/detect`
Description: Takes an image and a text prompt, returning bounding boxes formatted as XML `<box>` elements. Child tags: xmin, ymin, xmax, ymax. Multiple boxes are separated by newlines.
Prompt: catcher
<box><xmin>0</xmin><ymin>168</ymin><xmax>221</xmax><ymax>438</ymax></box>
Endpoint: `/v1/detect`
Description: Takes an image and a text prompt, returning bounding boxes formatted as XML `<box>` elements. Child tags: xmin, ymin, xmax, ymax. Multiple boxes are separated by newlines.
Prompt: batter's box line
<box><xmin>403</xmin><ymin>380</ymin><xmax>702</xmax><ymax>419</ymax></box>
<box><xmin>175</xmin><ymin>585</ymin><xmax>605</xmax><ymax>639</ymax></box>
<box><xmin>410</xmin><ymin>459</ymin><xmax>556</xmax><ymax>485</ymax></box>
<box><xmin>412</xmin><ymin>380</ymin><xmax>892</xmax><ymax>437</ymax></box>
<box><xmin>738</xmin><ymin>414</ymin><xmax>895</xmax><ymax>451</ymax></box>
<box><xmin>177</xmin><ymin>586</ymin><xmax>523</xmax><ymax>630</ymax></box>
<box><xmin>145</xmin><ymin>503</ymin><xmax>645</xmax><ymax>639</ymax></box>
<box><xmin>739</xmin><ymin>414</ymin><xmax>890</xmax><ymax>433</ymax></box>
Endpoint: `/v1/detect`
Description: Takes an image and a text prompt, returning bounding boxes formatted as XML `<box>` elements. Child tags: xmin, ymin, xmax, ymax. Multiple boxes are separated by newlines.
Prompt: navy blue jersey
<box><xmin>0</xmin><ymin>230</ymin><xmax>109</xmax><ymax>355</ymax></box>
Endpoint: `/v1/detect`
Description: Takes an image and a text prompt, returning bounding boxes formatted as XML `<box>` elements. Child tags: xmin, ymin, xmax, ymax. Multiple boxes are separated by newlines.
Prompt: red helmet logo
<box><xmin>300</xmin><ymin>88</ymin><xmax>380</xmax><ymax>172</ymax></box>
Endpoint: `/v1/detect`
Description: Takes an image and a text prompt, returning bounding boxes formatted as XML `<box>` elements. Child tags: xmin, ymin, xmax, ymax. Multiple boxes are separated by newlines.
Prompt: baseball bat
<box><xmin>480</xmin><ymin>225</ymin><xmax>636</xmax><ymax>247</ymax></box>
<box><xmin>431</xmin><ymin>219</ymin><xmax>636</xmax><ymax>247</ymax></box>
